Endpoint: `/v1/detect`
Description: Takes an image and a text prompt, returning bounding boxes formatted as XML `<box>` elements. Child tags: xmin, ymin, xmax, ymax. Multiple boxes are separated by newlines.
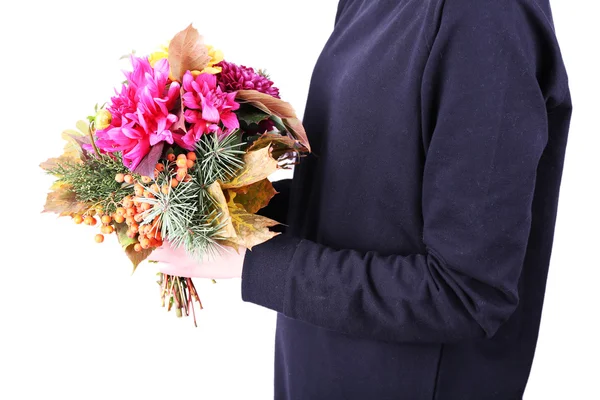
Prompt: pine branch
<box><xmin>48</xmin><ymin>154</ymin><xmax>130</xmax><ymax>214</ymax></box>
<box><xmin>195</xmin><ymin>131</ymin><xmax>245</xmax><ymax>186</ymax></box>
<box><xmin>136</xmin><ymin>174</ymin><xmax>224</xmax><ymax>260</ymax></box>
<box><xmin>138</xmin><ymin>176</ymin><xmax>201</xmax><ymax>240</ymax></box>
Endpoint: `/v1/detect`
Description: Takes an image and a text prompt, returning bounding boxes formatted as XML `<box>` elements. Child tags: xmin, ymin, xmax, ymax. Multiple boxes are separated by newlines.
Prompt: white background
<box><xmin>1</xmin><ymin>1</ymin><xmax>598</xmax><ymax>399</ymax></box>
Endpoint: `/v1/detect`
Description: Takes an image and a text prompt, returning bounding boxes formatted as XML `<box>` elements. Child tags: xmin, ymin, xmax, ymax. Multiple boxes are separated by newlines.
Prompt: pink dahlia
<box><xmin>177</xmin><ymin>71</ymin><xmax>240</xmax><ymax>149</ymax></box>
<box><xmin>95</xmin><ymin>56</ymin><xmax>181</xmax><ymax>171</ymax></box>
<box><xmin>216</xmin><ymin>61</ymin><xmax>280</xmax><ymax>98</ymax></box>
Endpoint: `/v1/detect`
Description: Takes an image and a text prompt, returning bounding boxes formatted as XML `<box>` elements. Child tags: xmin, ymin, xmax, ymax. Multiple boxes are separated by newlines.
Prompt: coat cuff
<box><xmin>241</xmin><ymin>233</ymin><xmax>301</xmax><ymax>313</ymax></box>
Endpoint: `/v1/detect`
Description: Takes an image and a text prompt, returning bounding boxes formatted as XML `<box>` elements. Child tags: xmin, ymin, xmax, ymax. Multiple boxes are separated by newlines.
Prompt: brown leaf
<box><xmin>226</xmin><ymin>204</ymin><xmax>280</xmax><ymax>250</ymax></box>
<box><xmin>220</xmin><ymin>145</ymin><xmax>278</xmax><ymax>189</ymax></box>
<box><xmin>248</xmin><ymin>131</ymin><xmax>308</xmax><ymax>160</ymax></box>
<box><xmin>248</xmin><ymin>132</ymin><xmax>301</xmax><ymax>151</ymax></box>
<box><xmin>231</xmin><ymin>178</ymin><xmax>277</xmax><ymax>214</ymax></box>
<box><xmin>115</xmin><ymin>223</ymin><xmax>153</xmax><ymax>273</ymax></box>
<box><xmin>41</xmin><ymin>122</ymin><xmax>92</xmax><ymax>172</ymax></box>
<box><xmin>236</xmin><ymin>90</ymin><xmax>297</xmax><ymax>118</ymax></box>
<box><xmin>168</xmin><ymin>24</ymin><xmax>211</xmax><ymax>82</ymax></box>
<box><xmin>282</xmin><ymin>117</ymin><xmax>311</xmax><ymax>153</ymax></box>
<box><xmin>40</xmin><ymin>155</ymin><xmax>73</xmax><ymax>172</ymax></box>
<box><xmin>206</xmin><ymin>181</ymin><xmax>237</xmax><ymax>239</ymax></box>
<box><xmin>62</xmin><ymin>121</ymin><xmax>92</xmax><ymax>159</ymax></box>
<box><xmin>171</xmin><ymin>87</ymin><xmax>187</xmax><ymax>132</ymax></box>
<box><xmin>236</xmin><ymin>90</ymin><xmax>311</xmax><ymax>152</ymax></box>
<box><xmin>133</xmin><ymin>142</ymin><xmax>164</xmax><ymax>176</ymax></box>
<box><xmin>124</xmin><ymin>244</ymin><xmax>153</xmax><ymax>273</ymax></box>
<box><xmin>42</xmin><ymin>183</ymin><xmax>90</xmax><ymax>217</ymax></box>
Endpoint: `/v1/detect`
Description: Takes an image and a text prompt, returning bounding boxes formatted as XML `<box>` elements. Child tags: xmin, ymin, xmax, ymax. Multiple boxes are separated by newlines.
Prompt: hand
<box><xmin>150</xmin><ymin>241</ymin><xmax>246</xmax><ymax>279</ymax></box>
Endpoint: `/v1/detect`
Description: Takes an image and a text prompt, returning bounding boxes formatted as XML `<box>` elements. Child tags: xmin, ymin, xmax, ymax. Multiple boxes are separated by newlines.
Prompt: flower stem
<box><xmin>158</xmin><ymin>273</ymin><xmax>202</xmax><ymax>326</ymax></box>
<box><xmin>87</xmin><ymin>122</ymin><xmax>102</xmax><ymax>157</ymax></box>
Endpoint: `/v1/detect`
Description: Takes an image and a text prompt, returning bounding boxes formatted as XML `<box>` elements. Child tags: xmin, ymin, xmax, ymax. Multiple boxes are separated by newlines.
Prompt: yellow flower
<box><xmin>94</xmin><ymin>109</ymin><xmax>112</xmax><ymax>130</ymax></box>
<box><xmin>148</xmin><ymin>44</ymin><xmax>169</xmax><ymax>67</ymax></box>
<box><xmin>147</xmin><ymin>42</ymin><xmax>224</xmax><ymax>77</ymax></box>
<box><xmin>201</xmin><ymin>45</ymin><xmax>224</xmax><ymax>74</ymax></box>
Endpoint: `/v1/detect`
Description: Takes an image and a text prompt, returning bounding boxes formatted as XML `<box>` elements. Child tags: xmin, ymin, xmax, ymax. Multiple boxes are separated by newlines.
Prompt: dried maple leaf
<box><xmin>41</xmin><ymin>121</ymin><xmax>92</xmax><ymax>172</ymax></box>
<box><xmin>206</xmin><ymin>181</ymin><xmax>237</xmax><ymax>239</ymax></box>
<box><xmin>225</xmin><ymin>203</ymin><xmax>280</xmax><ymax>250</ymax></box>
<box><xmin>231</xmin><ymin>178</ymin><xmax>277</xmax><ymax>214</ymax></box>
<box><xmin>42</xmin><ymin>183</ymin><xmax>89</xmax><ymax>217</ymax></box>
<box><xmin>168</xmin><ymin>24</ymin><xmax>211</xmax><ymax>82</ymax></box>
<box><xmin>220</xmin><ymin>145</ymin><xmax>278</xmax><ymax>189</ymax></box>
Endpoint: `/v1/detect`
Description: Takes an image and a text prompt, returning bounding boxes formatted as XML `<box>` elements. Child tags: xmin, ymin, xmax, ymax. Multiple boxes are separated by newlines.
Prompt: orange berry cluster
<box><xmin>72</xmin><ymin>151</ymin><xmax>197</xmax><ymax>248</ymax></box>
<box><xmin>114</xmin><ymin>152</ymin><xmax>197</xmax><ymax>250</ymax></box>
<box><xmin>159</xmin><ymin>152</ymin><xmax>196</xmax><ymax>191</ymax></box>
<box><xmin>71</xmin><ymin>207</ymin><xmax>115</xmax><ymax>244</ymax></box>
<box><xmin>118</xmin><ymin>190</ymin><xmax>163</xmax><ymax>252</ymax></box>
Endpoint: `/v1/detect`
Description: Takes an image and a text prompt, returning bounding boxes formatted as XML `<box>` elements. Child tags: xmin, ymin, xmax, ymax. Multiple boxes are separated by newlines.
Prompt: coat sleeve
<box><xmin>241</xmin><ymin>0</ymin><xmax>566</xmax><ymax>343</ymax></box>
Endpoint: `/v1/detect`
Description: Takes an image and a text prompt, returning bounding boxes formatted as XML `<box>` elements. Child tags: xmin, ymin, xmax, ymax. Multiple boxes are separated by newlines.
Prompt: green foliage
<box><xmin>236</xmin><ymin>103</ymin><xmax>270</xmax><ymax>126</ymax></box>
<box><xmin>136</xmin><ymin>131</ymin><xmax>254</xmax><ymax>261</ymax></box>
<box><xmin>170</xmin><ymin>215</ymin><xmax>225</xmax><ymax>261</ymax></box>
<box><xmin>257</xmin><ymin>69</ymin><xmax>271</xmax><ymax>79</ymax></box>
<box><xmin>194</xmin><ymin>130</ymin><xmax>246</xmax><ymax>186</ymax></box>
<box><xmin>138</xmin><ymin>177</ymin><xmax>201</xmax><ymax>239</ymax></box>
<box><xmin>136</xmin><ymin>175</ymin><xmax>224</xmax><ymax>261</ymax></box>
<box><xmin>48</xmin><ymin>155</ymin><xmax>130</xmax><ymax>214</ymax></box>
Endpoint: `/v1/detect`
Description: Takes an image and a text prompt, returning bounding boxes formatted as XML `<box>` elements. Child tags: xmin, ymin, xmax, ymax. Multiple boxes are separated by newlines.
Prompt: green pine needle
<box><xmin>195</xmin><ymin>131</ymin><xmax>245</xmax><ymax>185</ymax></box>
<box><xmin>137</xmin><ymin>173</ymin><xmax>225</xmax><ymax>261</ymax></box>
<box><xmin>48</xmin><ymin>155</ymin><xmax>130</xmax><ymax>214</ymax></box>
<box><xmin>138</xmin><ymin>176</ymin><xmax>202</xmax><ymax>240</ymax></box>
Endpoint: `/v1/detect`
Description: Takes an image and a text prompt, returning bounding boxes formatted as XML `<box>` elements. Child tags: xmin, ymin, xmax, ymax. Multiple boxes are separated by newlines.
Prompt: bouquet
<box><xmin>40</xmin><ymin>25</ymin><xmax>310</xmax><ymax>325</ymax></box>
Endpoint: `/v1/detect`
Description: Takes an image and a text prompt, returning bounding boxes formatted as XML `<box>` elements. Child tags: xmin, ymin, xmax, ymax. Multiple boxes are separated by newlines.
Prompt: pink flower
<box><xmin>177</xmin><ymin>71</ymin><xmax>240</xmax><ymax>149</ymax></box>
<box><xmin>95</xmin><ymin>56</ymin><xmax>182</xmax><ymax>171</ymax></box>
<box><xmin>216</xmin><ymin>61</ymin><xmax>280</xmax><ymax>98</ymax></box>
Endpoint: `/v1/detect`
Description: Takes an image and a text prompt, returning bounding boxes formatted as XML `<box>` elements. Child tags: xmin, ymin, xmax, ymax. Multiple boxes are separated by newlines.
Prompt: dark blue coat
<box><xmin>243</xmin><ymin>0</ymin><xmax>572</xmax><ymax>398</ymax></box>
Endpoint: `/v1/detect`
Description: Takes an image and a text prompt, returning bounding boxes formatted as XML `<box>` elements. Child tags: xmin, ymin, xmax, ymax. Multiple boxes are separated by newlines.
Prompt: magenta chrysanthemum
<box><xmin>177</xmin><ymin>71</ymin><xmax>240</xmax><ymax>149</ymax></box>
<box><xmin>94</xmin><ymin>56</ymin><xmax>182</xmax><ymax>171</ymax></box>
<box><xmin>216</xmin><ymin>61</ymin><xmax>280</xmax><ymax>98</ymax></box>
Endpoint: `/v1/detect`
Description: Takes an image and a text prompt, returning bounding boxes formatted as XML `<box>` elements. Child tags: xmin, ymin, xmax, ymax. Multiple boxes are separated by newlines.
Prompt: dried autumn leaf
<box><xmin>133</xmin><ymin>142</ymin><xmax>164</xmax><ymax>177</ymax></box>
<box><xmin>248</xmin><ymin>132</ymin><xmax>301</xmax><ymax>151</ymax></box>
<box><xmin>124</xmin><ymin>244</ymin><xmax>153</xmax><ymax>273</ymax></box>
<box><xmin>248</xmin><ymin>131</ymin><xmax>308</xmax><ymax>160</ymax></box>
<box><xmin>64</xmin><ymin>120</ymin><xmax>92</xmax><ymax>157</ymax></box>
<box><xmin>282</xmin><ymin>117</ymin><xmax>310</xmax><ymax>153</ymax></box>
<box><xmin>41</xmin><ymin>121</ymin><xmax>93</xmax><ymax>171</ymax></box>
<box><xmin>115</xmin><ymin>222</ymin><xmax>136</xmax><ymax>248</ymax></box>
<box><xmin>171</xmin><ymin>87</ymin><xmax>187</xmax><ymax>132</ymax></box>
<box><xmin>40</xmin><ymin>154</ymin><xmax>76</xmax><ymax>172</ymax></box>
<box><xmin>236</xmin><ymin>90</ymin><xmax>310</xmax><ymax>152</ymax></box>
<box><xmin>50</xmin><ymin>180</ymin><xmax>65</xmax><ymax>190</ymax></box>
<box><xmin>42</xmin><ymin>183</ymin><xmax>89</xmax><ymax>217</ymax></box>
<box><xmin>115</xmin><ymin>223</ymin><xmax>153</xmax><ymax>273</ymax></box>
<box><xmin>206</xmin><ymin>181</ymin><xmax>237</xmax><ymax>239</ymax></box>
<box><xmin>226</xmin><ymin>204</ymin><xmax>280</xmax><ymax>250</ymax></box>
<box><xmin>231</xmin><ymin>178</ymin><xmax>277</xmax><ymax>214</ymax></box>
<box><xmin>236</xmin><ymin>90</ymin><xmax>296</xmax><ymax>118</ymax></box>
<box><xmin>220</xmin><ymin>145</ymin><xmax>278</xmax><ymax>189</ymax></box>
<box><xmin>168</xmin><ymin>24</ymin><xmax>211</xmax><ymax>82</ymax></box>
